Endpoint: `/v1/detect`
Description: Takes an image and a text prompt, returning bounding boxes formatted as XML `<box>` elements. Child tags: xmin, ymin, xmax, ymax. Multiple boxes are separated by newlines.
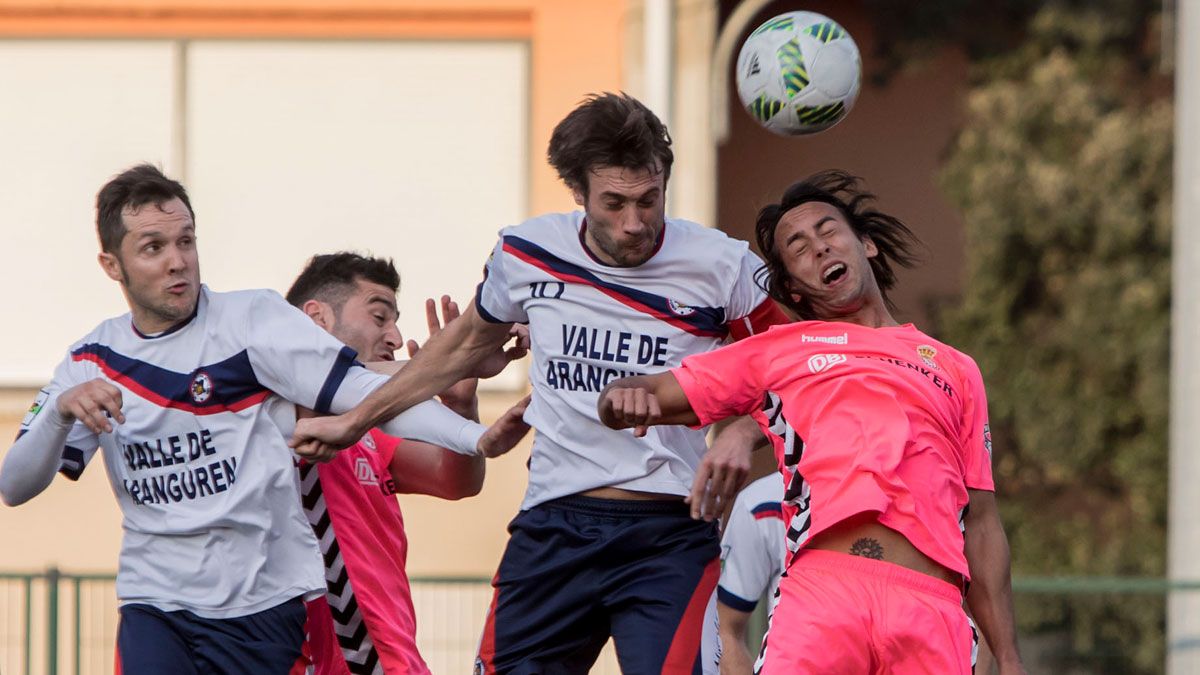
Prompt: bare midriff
<box><xmin>578</xmin><ymin>487</ymin><xmax>685</xmax><ymax>501</ymax></box>
<box><xmin>806</xmin><ymin>512</ymin><xmax>962</xmax><ymax>589</ymax></box>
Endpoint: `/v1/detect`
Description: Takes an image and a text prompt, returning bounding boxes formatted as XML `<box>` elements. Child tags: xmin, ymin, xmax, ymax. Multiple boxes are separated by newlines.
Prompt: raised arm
<box><xmin>597</xmin><ymin>372</ymin><xmax>699</xmax><ymax>435</ymax></box>
<box><xmin>963</xmin><ymin>488</ymin><xmax>1026</xmax><ymax>675</ymax></box>
<box><xmin>291</xmin><ymin>301</ymin><xmax>522</xmax><ymax>453</ymax></box>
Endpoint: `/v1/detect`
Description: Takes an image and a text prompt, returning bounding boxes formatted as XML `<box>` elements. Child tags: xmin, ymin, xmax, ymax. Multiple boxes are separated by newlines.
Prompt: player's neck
<box><xmin>129</xmin><ymin>303</ymin><xmax>198</xmax><ymax>337</ymax></box>
<box><xmin>818</xmin><ymin>298</ymin><xmax>898</xmax><ymax>329</ymax></box>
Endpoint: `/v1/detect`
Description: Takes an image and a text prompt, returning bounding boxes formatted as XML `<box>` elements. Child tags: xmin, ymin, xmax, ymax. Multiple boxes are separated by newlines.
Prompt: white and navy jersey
<box><xmin>20</xmin><ymin>286</ymin><xmax>391</xmax><ymax>619</ymax></box>
<box><xmin>475</xmin><ymin>211</ymin><xmax>783</xmax><ymax>508</ymax></box>
<box><xmin>718</xmin><ymin>475</ymin><xmax>786</xmax><ymax>615</ymax></box>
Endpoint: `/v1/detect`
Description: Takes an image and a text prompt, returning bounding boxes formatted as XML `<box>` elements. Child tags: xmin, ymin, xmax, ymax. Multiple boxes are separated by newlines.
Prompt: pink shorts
<box><xmin>757</xmin><ymin>550</ymin><xmax>973</xmax><ymax>675</ymax></box>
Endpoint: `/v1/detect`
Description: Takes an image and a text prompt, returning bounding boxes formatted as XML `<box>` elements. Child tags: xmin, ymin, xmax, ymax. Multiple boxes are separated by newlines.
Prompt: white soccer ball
<box><xmin>735</xmin><ymin>11</ymin><xmax>862</xmax><ymax>135</ymax></box>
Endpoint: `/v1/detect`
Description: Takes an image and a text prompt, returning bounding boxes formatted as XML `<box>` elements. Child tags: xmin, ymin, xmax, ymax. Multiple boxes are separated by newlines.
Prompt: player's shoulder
<box><xmin>663</xmin><ymin>217</ymin><xmax>750</xmax><ymax>258</ymax></box>
<box><xmin>502</xmin><ymin>211</ymin><xmax>583</xmax><ymax>242</ymax></box>
<box><xmin>205</xmin><ymin>286</ymin><xmax>287</xmax><ymax>310</ymax></box>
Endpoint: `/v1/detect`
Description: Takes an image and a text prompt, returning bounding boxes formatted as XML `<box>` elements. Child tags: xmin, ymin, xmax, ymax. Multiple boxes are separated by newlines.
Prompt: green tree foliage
<box><xmin>935</xmin><ymin>6</ymin><xmax>1171</xmax><ymax>672</ymax></box>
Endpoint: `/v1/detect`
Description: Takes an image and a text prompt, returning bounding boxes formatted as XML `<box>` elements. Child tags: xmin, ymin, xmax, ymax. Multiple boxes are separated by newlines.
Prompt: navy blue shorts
<box><xmin>475</xmin><ymin>496</ymin><xmax>721</xmax><ymax>675</ymax></box>
<box><xmin>116</xmin><ymin>596</ymin><xmax>306</xmax><ymax>675</ymax></box>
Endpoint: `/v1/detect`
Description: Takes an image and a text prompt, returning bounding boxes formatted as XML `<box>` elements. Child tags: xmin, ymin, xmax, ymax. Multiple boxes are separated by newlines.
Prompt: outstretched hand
<box><xmin>477</xmin><ymin>394</ymin><xmax>533</xmax><ymax>458</ymax></box>
<box><xmin>597</xmin><ymin>386</ymin><xmax>662</xmax><ymax>437</ymax></box>
<box><xmin>473</xmin><ymin>322</ymin><xmax>530</xmax><ymax>379</ymax></box>
<box><xmin>408</xmin><ymin>296</ymin><xmax>479</xmax><ymax>416</ymax></box>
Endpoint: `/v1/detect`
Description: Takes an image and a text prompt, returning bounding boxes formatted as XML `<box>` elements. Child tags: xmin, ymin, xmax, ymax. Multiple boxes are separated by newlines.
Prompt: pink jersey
<box><xmin>672</xmin><ymin>322</ymin><xmax>993</xmax><ymax>579</ymax></box>
<box><xmin>297</xmin><ymin>430</ymin><xmax>430</xmax><ymax>675</ymax></box>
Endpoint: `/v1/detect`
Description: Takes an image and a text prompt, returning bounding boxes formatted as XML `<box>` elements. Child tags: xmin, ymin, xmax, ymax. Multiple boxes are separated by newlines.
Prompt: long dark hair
<box><xmin>754</xmin><ymin>170</ymin><xmax>921</xmax><ymax>319</ymax></box>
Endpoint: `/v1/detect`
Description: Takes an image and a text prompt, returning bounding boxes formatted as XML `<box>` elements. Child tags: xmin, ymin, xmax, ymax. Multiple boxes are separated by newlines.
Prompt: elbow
<box><xmin>0</xmin><ymin>479</ymin><xmax>27</xmax><ymax>507</ymax></box>
<box><xmin>436</xmin><ymin>464</ymin><xmax>485</xmax><ymax>501</ymax></box>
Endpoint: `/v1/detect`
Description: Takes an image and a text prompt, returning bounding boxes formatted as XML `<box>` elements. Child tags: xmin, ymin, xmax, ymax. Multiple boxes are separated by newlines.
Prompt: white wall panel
<box><xmin>0</xmin><ymin>41</ymin><xmax>177</xmax><ymax>384</ymax></box>
<box><xmin>186</xmin><ymin>40</ymin><xmax>529</xmax><ymax>388</ymax></box>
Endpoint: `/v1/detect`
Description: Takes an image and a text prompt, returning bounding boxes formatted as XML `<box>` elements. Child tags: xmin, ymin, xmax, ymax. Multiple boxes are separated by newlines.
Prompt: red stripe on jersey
<box><xmin>73</xmin><ymin>352</ymin><xmax>271</xmax><ymax>415</ymax></box>
<box><xmin>662</xmin><ymin>557</ymin><xmax>721</xmax><ymax>672</ymax></box>
<box><xmin>754</xmin><ymin>510</ymin><xmax>786</xmax><ymax>521</ymax></box>
<box><xmin>502</xmin><ymin>243</ymin><xmax>722</xmax><ymax>338</ymax></box>
<box><xmin>727</xmin><ymin>299</ymin><xmax>791</xmax><ymax>342</ymax></box>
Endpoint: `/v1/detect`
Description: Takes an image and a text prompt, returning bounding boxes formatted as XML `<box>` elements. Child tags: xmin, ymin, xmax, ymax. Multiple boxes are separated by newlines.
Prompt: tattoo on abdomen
<box><xmin>849</xmin><ymin>538</ymin><xmax>884</xmax><ymax>560</ymax></box>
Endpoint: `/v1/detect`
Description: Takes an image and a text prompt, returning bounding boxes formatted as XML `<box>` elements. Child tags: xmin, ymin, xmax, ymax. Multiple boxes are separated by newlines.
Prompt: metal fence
<box><xmin>2</xmin><ymin>570</ymin><xmax>1198</xmax><ymax>674</ymax></box>
<box><xmin>0</xmin><ymin>571</ymin><xmax>627</xmax><ymax>675</ymax></box>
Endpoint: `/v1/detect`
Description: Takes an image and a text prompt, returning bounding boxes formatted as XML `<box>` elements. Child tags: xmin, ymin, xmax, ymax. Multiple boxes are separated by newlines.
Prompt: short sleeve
<box><xmin>19</xmin><ymin>351</ymin><xmax>102</xmax><ymax>480</ymax></box>
<box><xmin>366</xmin><ymin>430</ymin><xmax>400</xmax><ymax>474</ymax></box>
<box><xmin>959</xmin><ymin>356</ymin><xmax>995</xmax><ymax>491</ymax></box>
<box><xmin>725</xmin><ymin>249</ymin><xmax>789</xmax><ymax>341</ymax></box>
<box><xmin>474</xmin><ymin>236</ymin><xmax>528</xmax><ymax>324</ymax></box>
<box><xmin>718</xmin><ymin>493</ymin><xmax>779</xmax><ymax>612</ymax></box>
<box><xmin>244</xmin><ymin>291</ymin><xmax>362</xmax><ymax>414</ymax></box>
<box><xmin>671</xmin><ymin>337</ymin><xmax>768</xmax><ymax>426</ymax></box>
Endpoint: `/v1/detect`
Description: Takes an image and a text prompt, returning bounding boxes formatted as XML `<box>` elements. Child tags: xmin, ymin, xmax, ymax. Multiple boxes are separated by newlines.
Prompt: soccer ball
<box><xmin>735</xmin><ymin>11</ymin><xmax>862</xmax><ymax>135</ymax></box>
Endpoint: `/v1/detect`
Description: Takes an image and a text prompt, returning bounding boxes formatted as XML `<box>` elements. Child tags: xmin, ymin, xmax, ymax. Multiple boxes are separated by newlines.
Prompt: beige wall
<box><xmin>0</xmin><ymin>0</ymin><xmax>628</xmax><ymax>578</ymax></box>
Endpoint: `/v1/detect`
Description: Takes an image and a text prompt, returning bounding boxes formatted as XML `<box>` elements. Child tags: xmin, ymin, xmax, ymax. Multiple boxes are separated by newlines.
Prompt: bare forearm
<box><xmin>597</xmin><ymin>372</ymin><xmax>699</xmax><ymax>429</ymax></box>
<box><xmin>347</xmin><ymin>309</ymin><xmax>505</xmax><ymax>434</ymax></box>
<box><xmin>718</xmin><ymin>608</ymin><xmax>754</xmax><ymax>675</ymax></box>
<box><xmin>965</xmin><ymin>494</ymin><xmax>1023</xmax><ymax>668</ymax></box>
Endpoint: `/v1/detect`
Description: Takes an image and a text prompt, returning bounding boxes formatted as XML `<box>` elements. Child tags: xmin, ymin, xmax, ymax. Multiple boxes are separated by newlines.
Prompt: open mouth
<box><xmin>821</xmin><ymin>262</ymin><xmax>847</xmax><ymax>285</ymax></box>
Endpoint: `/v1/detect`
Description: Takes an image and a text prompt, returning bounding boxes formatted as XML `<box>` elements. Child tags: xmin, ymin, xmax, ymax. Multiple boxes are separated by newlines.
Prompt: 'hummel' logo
<box><xmin>802</xmin><ymin>333</ymin><xmax>848</xmax><ymax>345</ymax></box>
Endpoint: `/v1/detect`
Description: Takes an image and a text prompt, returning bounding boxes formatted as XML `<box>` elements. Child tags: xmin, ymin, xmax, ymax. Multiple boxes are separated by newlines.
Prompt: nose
<box><xmin>621</xmin><ymin>206</ymin><xmax>649</xmax><ymax>235</ymax></box>
<box><xmin>165</xmin><ymin>243</ymin><xmax>187</xmax><ymax>273</ymax></box>
<box><xmin>384</xmin><ymin>324</ymin><xmax>402</xmax><ymax>351</ymax></box>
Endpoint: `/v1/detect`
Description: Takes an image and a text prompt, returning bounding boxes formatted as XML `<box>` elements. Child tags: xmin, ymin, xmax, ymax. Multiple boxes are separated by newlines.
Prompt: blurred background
<box><xmin>0</xmin><ymin>0</ymin><xmax>1193</xmax><ymax>673</ymax></box>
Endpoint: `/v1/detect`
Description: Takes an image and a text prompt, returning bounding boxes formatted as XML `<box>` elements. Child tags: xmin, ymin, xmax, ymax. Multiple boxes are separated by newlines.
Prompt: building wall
<box><xmin>0</xmin><ymin>0</ymin><xmax>628</xmax><ymax>579</ymax></box>
<box><xmin>715</xmin><ymin>0</ymin><xmax>970</xmax><ymax>328</ymax></box>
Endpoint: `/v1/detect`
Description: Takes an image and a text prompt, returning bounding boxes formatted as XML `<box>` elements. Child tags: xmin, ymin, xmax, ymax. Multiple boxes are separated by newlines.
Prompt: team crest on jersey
<box><xmin>355</xmin><ymin>457</ymin><xmax>379</xmax><ymax>486</ymax></box>
<box><xmin>983</xmin><ymin>423</ymin><xmax>993</xmax><ymax>458</ymax></box>
<box><xmin>668</xmin><ymin>299</ymin><xmax>696</xmax><ymax>317</ymax></box>
<box><xmin>360</xmin><ymin>433</ymin><xmax>377</xmax><ymax>451</ymax></box>
<box><xmin>916</xmin><ymin>344</ymin><xmax>939</xmax><ymax>369</ymax></box>
<box><xmin>190</xmin><ymin>372</ymin><xmax>213</xmax><ymax>403</ymax></box>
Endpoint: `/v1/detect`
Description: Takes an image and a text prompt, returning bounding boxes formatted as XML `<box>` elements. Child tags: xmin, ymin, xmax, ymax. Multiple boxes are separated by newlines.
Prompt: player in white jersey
<box><xmin>0</xmin><ymin>165</ymin><xmax>530</xmax><ymax>675</ymax></box>
<box><xmin>291</xmin><ymin>93</ymin><xmax>790</xmax><ymax>674</ymax></box>
<box><xmin>714</xmin><ymin>474</ymin><xmax>786</xmax><ymax>675</ymax></box>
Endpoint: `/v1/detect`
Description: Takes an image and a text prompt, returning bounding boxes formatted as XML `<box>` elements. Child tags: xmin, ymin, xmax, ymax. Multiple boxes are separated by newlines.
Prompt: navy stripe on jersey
<box><xmin>474</xmin><ymin>278</ymin><xmax>508</xmax><ymax>324</ymax></box>
<box><xmin>59</xmin><ymin>445</ymin><xmax>86</xmax><ymax>481</ymax></box>
<box><xmin>750</xmin><ymin>502</ymin><xmax>784</xmax><ymax>519</ymax></box>
<box><xmin>717</xmin><ymin>586</ymin><xmax>758</xmax><ymax>612</ymax></box>
<box><xmin>501</xmin><ymin>235</ymin><xmax>728</xmax><ymax>338</ymax></box>
<box><xmin>314</xmin><ymin>346</ymin><xmax>359</xmax><ymax>414</ymax></box>
<box><xmin>71</xmin><ymin>344</ymin><xmax>269</xmax><ymax>415</ymax></box>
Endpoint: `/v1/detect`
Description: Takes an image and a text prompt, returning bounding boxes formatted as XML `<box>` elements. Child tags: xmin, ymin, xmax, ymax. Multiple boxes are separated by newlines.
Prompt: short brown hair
<box><xmin>286</xmin><ymin>252</ymin><xmax>400</xmax><ymax>312</ymax></box>
<box><xmin>547</xmin><ymin>92</ymin><xmax>673</xmax><ymax>195</ymax></box>
<box><xmin>96</xmin><ymin>164</ymin><xmax>194</xmax><ymax>254</ymax></box>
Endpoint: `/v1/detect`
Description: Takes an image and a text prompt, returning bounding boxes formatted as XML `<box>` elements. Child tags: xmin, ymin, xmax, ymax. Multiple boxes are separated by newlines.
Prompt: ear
<box><xmin>784</xmin><ymin>276</ymin><xmax>804</xmax><ymax>306</ymax></box>
<box><xmin>97</xmin><ymin>251</ymin><xmax>123</xmax><ymax>283</ymax></box>
<box><xmin>571</xmin><ymin>184</ymin><xmax>586</xmax><ymax>207</ymax></box>
<box><xmin>301</xmin><ymin>299</ymin><xmax>335</xmax><ymax>331</ymax></box>
<box><xmin>862</xmin><ymin>235</ymin><xmax>879</xmax><ymax>259</ymax></box>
